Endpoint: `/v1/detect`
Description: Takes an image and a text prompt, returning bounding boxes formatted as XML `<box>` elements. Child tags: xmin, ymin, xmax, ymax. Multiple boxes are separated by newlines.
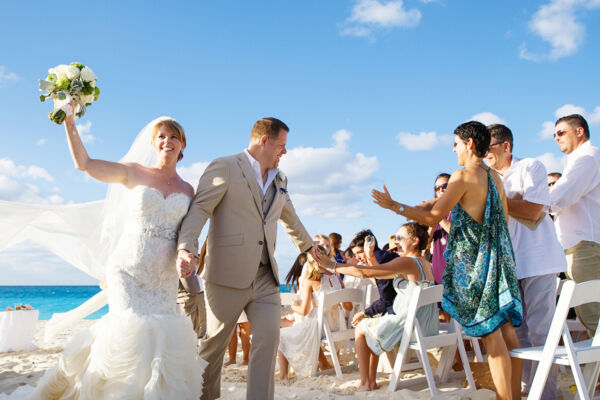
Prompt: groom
<box><xmin>177</xmin><ymin>117</ymin><xmax>313</xmax><ymax>400</ymax></box>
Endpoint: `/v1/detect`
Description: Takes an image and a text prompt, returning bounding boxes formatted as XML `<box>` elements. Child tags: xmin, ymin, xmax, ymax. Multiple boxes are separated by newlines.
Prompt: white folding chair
<box><xmin>388</xmin><ymin>284</ymin><xmax>476</xmax><ymax>396</ymax></box>
<box><xmin>556</xmin><ymin>277</ymin><xmax>589</xmax><ymax>339</ymax></box>
<box><xmin>311</xmin><ymin>287</ymin><xmax>366</xmax><ymax>379</ymax></box>
<box><xmin>510</xmin><ymin>280</ymin><xmax>600</xmax><ymax>400</ymax></box>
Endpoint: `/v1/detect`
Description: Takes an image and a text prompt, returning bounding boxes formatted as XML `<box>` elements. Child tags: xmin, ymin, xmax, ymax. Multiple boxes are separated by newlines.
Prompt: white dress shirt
<box><xmin>550</xmin><ymin>141</ymin><xmax>600</xmax><ymax>249</ymax></box>
<box><xmin>502</xmin><ymin>157</ymin><xmax>566</xmax><ymax>279</ymax></box>
<box><xmin>244</xmin><ymin>149</ymin><xmax>279</xmax><ymax>195</ymax></box>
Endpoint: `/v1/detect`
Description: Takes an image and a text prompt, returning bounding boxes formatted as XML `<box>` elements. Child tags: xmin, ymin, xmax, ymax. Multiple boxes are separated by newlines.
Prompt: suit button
<box><xmin>258</xmin><ymin>240</ymin><xmax>264</xmax><ymax>245</ymax></box>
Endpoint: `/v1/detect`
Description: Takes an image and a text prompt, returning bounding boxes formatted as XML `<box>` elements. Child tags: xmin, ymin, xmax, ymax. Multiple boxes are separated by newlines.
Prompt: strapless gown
<box><xmin>29</xmin><ymin>186</ymin><xmax>206</xmax><ymax>399</ymax></box>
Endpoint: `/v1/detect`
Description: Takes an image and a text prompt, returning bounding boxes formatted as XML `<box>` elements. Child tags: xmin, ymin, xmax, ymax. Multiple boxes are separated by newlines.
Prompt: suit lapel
<box><xmin>237</xmin><ymin>153</ymin><xmax>264</xmax><ymax>216</ymax></box>
<box><xmin>266</xmin><ymin>177</ymin><xmax>282</xmax><ymax>219</ymax></box>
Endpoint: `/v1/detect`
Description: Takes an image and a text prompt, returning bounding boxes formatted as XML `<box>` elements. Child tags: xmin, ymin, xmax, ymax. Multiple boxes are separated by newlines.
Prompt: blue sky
<box><xmin>1</xmin><ymin>0</ymin><xmax>599</xmax><ymax>285</ymax></box>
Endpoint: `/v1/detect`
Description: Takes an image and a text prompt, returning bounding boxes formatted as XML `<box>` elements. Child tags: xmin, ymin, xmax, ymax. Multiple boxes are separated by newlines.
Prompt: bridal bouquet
<box><xmin>39</xmin><ymin>62</ymin><xmax>100</xmax><ymax>124</ymax></box>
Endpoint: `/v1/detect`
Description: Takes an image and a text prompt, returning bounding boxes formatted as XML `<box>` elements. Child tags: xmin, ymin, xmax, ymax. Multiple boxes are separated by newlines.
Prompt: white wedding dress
<box><xmin>28</xmin><ymin>186</ymin><xmax>206</xmax><ymax>400</ymax></box>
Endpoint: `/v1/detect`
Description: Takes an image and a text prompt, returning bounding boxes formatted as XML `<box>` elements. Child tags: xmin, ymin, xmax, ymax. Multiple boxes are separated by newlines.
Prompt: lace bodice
<box><xmin>106</xmin><ymin>186</ymin><xmax>191</xmax><ymax>315</ymax></box>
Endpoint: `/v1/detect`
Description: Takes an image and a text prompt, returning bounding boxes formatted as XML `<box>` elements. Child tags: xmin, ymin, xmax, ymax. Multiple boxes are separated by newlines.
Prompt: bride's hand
<box><xmin>372</xmin><ymin>185</ymin><xmax>400</xmax><ymax>213</ymax></box>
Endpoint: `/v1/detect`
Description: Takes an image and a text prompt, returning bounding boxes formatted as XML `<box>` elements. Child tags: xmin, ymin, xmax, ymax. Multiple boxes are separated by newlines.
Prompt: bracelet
<box><xmin>396</xmin><ymin>203</ymin><xmax>406</xmax><ymax>215</ymax></box>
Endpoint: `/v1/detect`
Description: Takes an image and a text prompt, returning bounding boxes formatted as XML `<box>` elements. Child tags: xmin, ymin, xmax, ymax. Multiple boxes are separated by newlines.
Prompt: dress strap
<box><xmin>412</xmin><ymin>257</ymin><xmax>426</xmax><ymax>280</ymax></box>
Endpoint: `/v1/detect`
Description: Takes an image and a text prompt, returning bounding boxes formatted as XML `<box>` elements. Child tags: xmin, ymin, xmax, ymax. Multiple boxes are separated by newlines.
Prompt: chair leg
<box><xmin>456</xmin><ymin>335</ymin><xmax>476</xmax><ymax>391</ymax></box>
<box><xmin>413</xmin><ymin>326</ymin><xmax>439</xmax><ymax>396</ymax></box>
<box><xmin>328</xmin><ymin>341</ymin><xmax>344</xmax><ymax>380</ymax></box>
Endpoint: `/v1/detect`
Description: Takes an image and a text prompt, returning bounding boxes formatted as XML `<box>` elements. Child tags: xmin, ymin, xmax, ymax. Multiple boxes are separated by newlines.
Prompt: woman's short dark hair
<box><xmin>402</xmin><ymin>222</ymin><xmax>429</xmax><ymax>252</ymax></box>
<box><xmin>454</xmin><ymin>121</ymin><xmax>491</xmax><ymax>158</ymax></box>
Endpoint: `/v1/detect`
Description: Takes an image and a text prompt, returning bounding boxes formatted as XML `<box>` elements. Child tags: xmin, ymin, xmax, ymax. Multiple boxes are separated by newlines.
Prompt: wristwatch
<box><xmin>396</xmin><ymin>203</ymin><xmax>405</xmax><ymax>215</ymax></box>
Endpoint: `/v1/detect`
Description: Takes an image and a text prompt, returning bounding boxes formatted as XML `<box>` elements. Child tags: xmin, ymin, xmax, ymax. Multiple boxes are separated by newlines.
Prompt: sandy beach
<box><xmin>0</xmin><ymin>320</ymin><xmax>578</xmax><ymax>399</ymax></box>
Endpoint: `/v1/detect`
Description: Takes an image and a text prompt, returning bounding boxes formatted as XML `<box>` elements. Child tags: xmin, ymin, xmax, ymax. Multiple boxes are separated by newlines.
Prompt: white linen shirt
<box><xmin>501</xmin><ymin>157</ymin><xmax>566</xmax><ymax>279</ymax></box>
<box><xmin>550</xmin><ymin>141</ymin><xmax>600</xmax><ymax>249</ymax></box>
<box><xmin>243</xmin><ymin>149</ymin><xmax>279</xmax><ymax>195</ymax></box>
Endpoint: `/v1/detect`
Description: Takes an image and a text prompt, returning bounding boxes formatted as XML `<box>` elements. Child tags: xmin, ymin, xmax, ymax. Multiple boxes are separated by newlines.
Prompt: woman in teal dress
<box><xmin>315</xmin><ymin>222</ymin><xmax>438</xmax><ymax>392</ymax></box>
<box><xmin>371</xmin><ymin>121</ymin><xmax>523</xmax><ymax>400</ymax></box>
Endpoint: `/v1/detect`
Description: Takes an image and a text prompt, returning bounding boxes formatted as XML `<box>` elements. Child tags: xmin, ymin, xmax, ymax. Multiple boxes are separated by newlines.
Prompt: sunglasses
<box><xmin>434</xmin><ymin>183</ymin><xmax>448</xmax><ymax>191</ymax></box>
<box><xmin>553</xmin><ymin>129</ymin><xmax>569</xmax><ymax>139</ymax></box>
<box><xmin>394</xmin><ymin>235</ymin><xmax>405</xmax><ymax>242</ymax></box>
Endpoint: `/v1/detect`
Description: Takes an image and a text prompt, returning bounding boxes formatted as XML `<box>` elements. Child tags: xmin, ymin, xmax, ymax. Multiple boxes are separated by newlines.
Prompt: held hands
<box><xmin>176</xmin><ymin>249</ymin><xmax>198</xmax><ymax>278</ymax></box>
<box><xmin>372</xmin><ymin>185</ymin><xmax>400</xmax><ymax>213</ymax></box>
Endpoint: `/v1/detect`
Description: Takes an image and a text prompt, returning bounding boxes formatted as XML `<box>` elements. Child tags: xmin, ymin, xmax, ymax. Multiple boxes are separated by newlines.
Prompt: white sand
<box><xmin>0</xmin><ymin>321</ymin><xmax>577</xmax><ymax>399</ymax></box>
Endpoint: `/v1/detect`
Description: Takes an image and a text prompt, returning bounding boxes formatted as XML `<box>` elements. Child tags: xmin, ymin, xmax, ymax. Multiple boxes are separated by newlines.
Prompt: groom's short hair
<box><xmin>251</xmin><ymin>117</ymin><xmax>289</xmax><ymax>140</ymax></box>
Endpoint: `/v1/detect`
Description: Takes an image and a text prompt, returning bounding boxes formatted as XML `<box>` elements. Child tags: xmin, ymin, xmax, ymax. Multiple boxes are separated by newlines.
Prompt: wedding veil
<box><xmin>0</xmin><ymin>116</ymin><xmax>174</xmax><ymax>340</ymax></box>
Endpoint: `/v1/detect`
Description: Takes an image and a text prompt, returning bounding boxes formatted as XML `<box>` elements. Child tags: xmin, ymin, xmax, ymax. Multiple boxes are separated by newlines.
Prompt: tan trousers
<box><xmin>177</xmin><ymin>290</ymin><xmax>207</xmax><ymax>339</ymax></box>
<box><xmin>565</xmin><ymin>240</ymin><xmax>600</xmax><ymax>335</ymax></box>
<box><xmin>200</xmin><ymin>265</ymin><xmax>280</xmax><ymax>400</ymax></box>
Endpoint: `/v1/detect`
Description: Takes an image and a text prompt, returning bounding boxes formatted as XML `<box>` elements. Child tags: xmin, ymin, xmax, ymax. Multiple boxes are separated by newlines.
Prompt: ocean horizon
<box><xmin>1</xmin><ymin>284</ymin><xmax>293</xmax><ymax>320</ymax></box>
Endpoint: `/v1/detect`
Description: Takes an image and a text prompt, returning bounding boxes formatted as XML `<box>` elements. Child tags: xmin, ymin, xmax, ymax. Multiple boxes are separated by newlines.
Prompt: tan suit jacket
<box><xmin>178</xmin><ymin>152</ymin><xmax>312</xmax><ymax>288</ymax></box>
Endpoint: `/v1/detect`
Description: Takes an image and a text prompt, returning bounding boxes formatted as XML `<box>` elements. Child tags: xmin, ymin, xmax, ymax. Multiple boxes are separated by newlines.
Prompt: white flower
<box><xmin>49</xmin><ymin>64</ymin><xmax>69</xmax><ymax>81</ymax></box>
<box><xmin>84</xmin><ymin>94</ymin><xmax>95</xmax><ymax>104</ymax></box>
<box><xmin>89</xmin><ymin>79</ymin><xmax>96</xmax><ymax>88</ymax></box>
<box><xmin>66</xmin><ymin>65</ymin><xmax>80</xmax><ymax>79</ymax></box>
<box><xmin>276</xmin><ymin>171</ymin><xmax>286</xmax><ymax>183</ymax></box>
<box><xmin>80</xmin><ymin>66</ymin><xmax>97</xmax><ymax>82</ymax></box>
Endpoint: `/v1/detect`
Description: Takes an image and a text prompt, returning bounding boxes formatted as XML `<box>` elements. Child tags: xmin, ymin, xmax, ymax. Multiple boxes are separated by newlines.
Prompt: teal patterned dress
<box><xmin>442</xmin><ymin>167</ymin><xmax>522</xmax><ymax>337</ymax></box>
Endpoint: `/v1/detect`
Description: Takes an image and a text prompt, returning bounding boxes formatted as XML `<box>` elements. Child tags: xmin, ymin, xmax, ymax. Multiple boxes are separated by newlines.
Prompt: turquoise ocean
<box><xmin>1</xmin><ymin>285</ymin><xmax>292</xmax><ymax>320</ymax></box>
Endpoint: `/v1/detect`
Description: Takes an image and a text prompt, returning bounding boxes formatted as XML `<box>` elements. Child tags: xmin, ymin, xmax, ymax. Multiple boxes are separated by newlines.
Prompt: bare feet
<box><xmin>369</xmin><ymin>382</ymin><xmax>378</xmax><ymax>391</ymax></box>
<box><xmin>356</xmin><ymin>384</ymin><xmax>371</xmax><ymax>392</ymax></box>
<box><xmin>224</xmin><ymin>358</ymin><xmax>235</xmax><ymax>366</ymax></box>
<box><xmin>241</xmin><ymin>359</ymin><xmax>249</xmax><ymax>366</ymax></box>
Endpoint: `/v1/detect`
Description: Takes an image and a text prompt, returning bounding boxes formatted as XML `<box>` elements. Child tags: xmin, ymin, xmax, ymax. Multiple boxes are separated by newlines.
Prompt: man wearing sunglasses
<box><xmin>549</xmin><ymin>114</ymin><xmax>600</xmax><ymax>336</ymax></box>
<box><xmin>485</xmin><ymin>124</ymin><xmax>566</xmax><ymax>399</ymax></box>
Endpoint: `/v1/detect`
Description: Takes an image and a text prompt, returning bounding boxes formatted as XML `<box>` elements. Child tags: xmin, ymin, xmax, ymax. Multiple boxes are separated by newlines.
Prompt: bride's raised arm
<box><xmin>64</xmin><ymin>110</ymin><xmax>132</xmax><ymax>185</ymax></box>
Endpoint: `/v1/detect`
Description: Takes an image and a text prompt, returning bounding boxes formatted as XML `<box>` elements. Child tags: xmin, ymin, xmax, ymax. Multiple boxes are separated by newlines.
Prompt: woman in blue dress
<box><xmin>371</xmin><ymin>121</ymin><xmax>523</xmax><ymax>400</ymax></box>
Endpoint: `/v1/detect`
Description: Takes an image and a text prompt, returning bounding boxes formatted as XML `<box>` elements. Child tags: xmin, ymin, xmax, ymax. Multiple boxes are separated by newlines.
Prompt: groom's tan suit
<box><xmin>178</xmin><ymin>152</ymin><xmax>312</xmax><ymax>400</ymax></box>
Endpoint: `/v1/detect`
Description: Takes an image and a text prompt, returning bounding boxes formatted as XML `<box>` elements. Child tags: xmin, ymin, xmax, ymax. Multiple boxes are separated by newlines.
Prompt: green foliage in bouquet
<box><xmin>39</xmin><ymin>62</ymin><xmax>100</xmax><ymax>125</ymax></box>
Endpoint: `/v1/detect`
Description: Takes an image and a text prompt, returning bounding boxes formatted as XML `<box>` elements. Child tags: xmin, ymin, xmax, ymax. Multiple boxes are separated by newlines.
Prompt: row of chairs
<box><xmin>282</xmin><ymin>279</ymin><xmax>600</xmax><ymax>399</ymax></box>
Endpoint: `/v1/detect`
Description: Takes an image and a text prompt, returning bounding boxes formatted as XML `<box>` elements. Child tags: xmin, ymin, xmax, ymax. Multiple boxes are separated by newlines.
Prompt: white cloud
<box><xmin>280</xmin><ymin>129</ymin><xmax>378</xmax><ymax>219</ymax></box>
<box><xmin>538</xmin><ymin>103</ymin><xmax>600</xmax><ymax>139</ymax></box>
<box><xmin>0</xmin><ymin>66</ymin><xmax>20</xmax><ymax>85</ymax></box>
<box><xmin>36</xmin><ymin>138</ymin><xmax>47</xmax><ymax>146</ymax></box>
<box><xmin>396</xmin><ymin>131</ymin><xmax>452</xmax><ymax>151</ymax></box>
<box><xmin>177</xmin><ymin>161</ymin><xmax>210</xmax><ymax>186</ymax></box>
<box><xmin>341</xmin><ymin>0</ymin><xmax>422</xmax><ymax>38</ymax></box>
<box><xmin>0</xmin><ymin>158</ymin><xmax>62</xmax><ymax>204</ymax></box>
<box><xmin>520</xmin><ymin>0</ymin><xmax>600</xmax><ymax>61</ymax></box>
<box><xmin>469</xmin><ymin>112</ymin><xmax>507</xmax><ymax>126</ymax></box>
<box><xmin>536</xmin><ymin>152</ymin><xmax>567</xmax><ymax>173</ymax></box>
<box><xmin>76</xmin><ymin>120</ymin><xmax>97</xmax><ymax>144</ymax></box>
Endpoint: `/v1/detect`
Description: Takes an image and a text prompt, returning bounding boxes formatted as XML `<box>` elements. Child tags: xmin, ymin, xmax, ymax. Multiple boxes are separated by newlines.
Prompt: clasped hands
<box><xmin>176</xmin><ymin>249</ymin><xmax>198</xmax><ymax>278</ymax></box>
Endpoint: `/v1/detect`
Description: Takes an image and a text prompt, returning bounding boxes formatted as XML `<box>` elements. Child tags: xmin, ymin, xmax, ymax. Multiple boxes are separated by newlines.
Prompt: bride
<box><xmin>29</xmin><ymin>107</ymin><xmax>206</xmax><ymax>399</ymax></box>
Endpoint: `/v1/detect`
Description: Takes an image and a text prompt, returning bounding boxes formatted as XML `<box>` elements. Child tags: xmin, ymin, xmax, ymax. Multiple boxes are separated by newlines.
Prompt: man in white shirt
<box><xmin>486</xmin><ymin>124</ymin><xmax>566</xmax><ymax>399</ymax></box>
<box><xmin>550</xmin><ymin>114</ymin><xmax>600</xmax><ymax>335</ymax></box>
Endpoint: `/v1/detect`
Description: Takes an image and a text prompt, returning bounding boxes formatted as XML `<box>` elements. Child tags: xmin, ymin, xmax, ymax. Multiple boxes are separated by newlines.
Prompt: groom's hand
<box><xmin>177</xmin><ymin>249</ymin><xmax>196</xmax><ymax>278</ymax></box>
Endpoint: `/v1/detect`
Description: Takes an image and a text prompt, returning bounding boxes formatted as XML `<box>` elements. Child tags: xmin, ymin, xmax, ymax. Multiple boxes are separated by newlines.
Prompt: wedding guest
<box><xmin>547</xmin><ymin>172</ymin><xmax>561</xmax><ymax>188</ymax></box>
<box><xmin>315</xmin><ymin>222</ymin><xmax>438</xmax><ymax>392</ymax></box>
<box><xmin>429</xmin><ymin>173</ymin><xmax>451</xmax><ymax>284</ymax></box>
<box><xmin>486</xmin><ymin>123</ymin><xmax>566</xmax><ymax>399</ymax></box>
<box><xmin>550</xmin><ymin>114</ymin><xmax>600</xmax><ymax>335</ymax></box>
<box><xmin>370</xmin><ymin>121</ymin><xmax>522</xmax><ymax>400</ymax></box>
<box><xmin>225</xmin><ymin>312</ymin><xmax>251</xmax><ymax>366</ymax></box>
<box><xmin>329</xmin><ymin>233</ymin><xmax>345</xmax><ymax>264</ymax></box>
<box><xmin>277</xmin><ymin>249</ymin><xmax>352</xmax><ymax>380</ymax></box>
<box><xmin>313</xmin><ymin>234</ymin><xmax>332</xmax><ymax>256</ymax></box>
<box><xmin>348</xmin><ymin>230</ymin><xmax>398</xmax><ymax>318</ymax></box>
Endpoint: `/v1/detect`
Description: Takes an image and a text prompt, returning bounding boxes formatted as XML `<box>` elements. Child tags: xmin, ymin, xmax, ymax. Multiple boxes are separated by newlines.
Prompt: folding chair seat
<box><xmin>510</xmin><ymin>279</ymin><xmax>600</xmax><ymax>400</ymax></box>
<box><xmin>388</xmin><ymin>284</ymin><xmax>476</xmax><ymax>396</ymax></box>
<box><xmin>311</xmin><ymin>287</ymin><xmax>365</xmax><ymax>379</ymax></box>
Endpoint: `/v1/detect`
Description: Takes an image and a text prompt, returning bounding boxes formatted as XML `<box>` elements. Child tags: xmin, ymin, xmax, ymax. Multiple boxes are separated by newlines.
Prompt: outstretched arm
<box><xmin>371</xmin><ymin>170</ymin><xmax>467</xmax><ymax>227</ymax></box>
<box><xmin>64</xmin><ymin>110</ymin><xmax>131</xmax><ymax>185</ymax></box>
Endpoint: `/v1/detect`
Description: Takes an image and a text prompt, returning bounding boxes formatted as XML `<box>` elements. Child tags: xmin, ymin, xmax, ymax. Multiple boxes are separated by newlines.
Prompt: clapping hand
<box><xmin>372</xmin><ymin>185</ymin><xmax>399</xmax><ymax>212</ymax></box>
<box><xmin>176</xmin><ymin>250</ymin><xmax>197</xmax><ymax>278</ymax></box>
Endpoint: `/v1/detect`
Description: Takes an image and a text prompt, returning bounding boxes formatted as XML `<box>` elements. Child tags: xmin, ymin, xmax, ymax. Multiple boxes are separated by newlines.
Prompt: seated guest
<box><xmin>277</xmin><ymin>250</ymin><xmax>352</xmax><ymax>380</ymax></box>
<box><xmin>315</xmin><ymin>222</ymin><xmax>438</xmax><ymax>392</ymax></box>
<box><xmin>349</xmin><ymin>230</ymin><xmax>398</xmax><ymax>318</ymax></box>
